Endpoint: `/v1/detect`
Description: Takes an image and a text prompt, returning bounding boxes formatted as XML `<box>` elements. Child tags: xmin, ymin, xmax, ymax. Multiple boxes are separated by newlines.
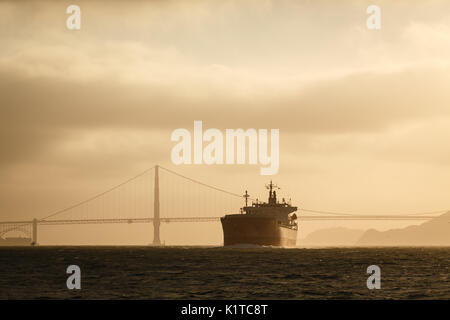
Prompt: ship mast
<box><xmin>243</xmin><ymin>190</ymin><xmax>250</xmax><ymax>207</ymax></box>
<box><xmin>266</xmin><ymin>180</ymin><xmax>279</xmax><ymax>204</ymax></box>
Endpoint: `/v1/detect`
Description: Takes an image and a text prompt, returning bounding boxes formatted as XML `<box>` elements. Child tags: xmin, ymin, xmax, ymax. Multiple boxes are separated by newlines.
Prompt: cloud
<box><xmin>1</xmin><ymin>63</ymin><xmax>450</xmax><ymax>168</ymax></box>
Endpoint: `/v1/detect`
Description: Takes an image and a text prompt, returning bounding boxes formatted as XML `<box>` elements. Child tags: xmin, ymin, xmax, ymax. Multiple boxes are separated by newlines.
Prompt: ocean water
<box><xmin>0</xmin><ymin>246</ymin><xmax>448</xmax><ymax>299</ymax></box>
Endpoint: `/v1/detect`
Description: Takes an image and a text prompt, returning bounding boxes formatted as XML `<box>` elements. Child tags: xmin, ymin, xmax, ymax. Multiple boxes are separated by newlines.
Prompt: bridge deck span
<box><xmin>0</xmin><ymin>215</ymin><xmax>438</xmax><ymax>227</ymax></box>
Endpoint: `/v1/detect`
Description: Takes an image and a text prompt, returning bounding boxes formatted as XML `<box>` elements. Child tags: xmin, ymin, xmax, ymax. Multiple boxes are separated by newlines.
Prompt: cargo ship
<box><xmin>221</xmin><ymin>181</ymin><xmax>298</xmax><ymax>247</ymax></box>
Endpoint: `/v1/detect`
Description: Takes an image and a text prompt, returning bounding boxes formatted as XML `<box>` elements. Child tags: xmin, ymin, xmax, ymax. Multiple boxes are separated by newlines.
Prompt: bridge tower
<box><xmin>31</xmin><ymin>218</ymin><xmax>38</xmax><ymax>245</ymax></box>
<box><xmin>153</xmin><ymin>165</ymin><xmax>161</xmax><ymax>245</ymax></box>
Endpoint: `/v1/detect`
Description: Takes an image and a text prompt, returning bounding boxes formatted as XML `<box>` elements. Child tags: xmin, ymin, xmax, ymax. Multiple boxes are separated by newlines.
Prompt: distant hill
<box><xmin>299</xmin><ymin>227</ymin><xmax>365</xmax><ymax>247</ymax></box>
<box><xmin>356</xmin><ymin>211</ymin><xmax>450</xmax><ymax>246</ymax></box>
<box><xmin>298</xmin><ymin>212</ymin><xmax>450</xmax><ymax>247</ymax></box>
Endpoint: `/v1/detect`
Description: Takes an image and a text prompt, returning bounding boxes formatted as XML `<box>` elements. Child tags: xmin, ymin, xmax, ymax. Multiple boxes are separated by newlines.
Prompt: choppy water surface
<box><xmin>0</xmin><ymin>247</ymin><xmax>448</xmax><ymax>299</ymax></box>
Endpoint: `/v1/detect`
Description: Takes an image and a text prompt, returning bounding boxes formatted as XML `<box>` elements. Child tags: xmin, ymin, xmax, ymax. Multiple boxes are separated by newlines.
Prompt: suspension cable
<box><xmin>40</xmin><ymin>166</ymin><xmax>155</xmax><ymax>221</ymax></box>
<box><xmin>159</xmin><ymin>166</ymin><xmax>248</xmax><ymax>199</ymax></box>
<box><xmin>37</xmin><ymin>163</ymin><xmax>448</xmax><ymax>221</ymax></box>
<box><xmin>300</xmin><ymin>208</ymin><xmax>448</xmax><ymax>216</ymax></box>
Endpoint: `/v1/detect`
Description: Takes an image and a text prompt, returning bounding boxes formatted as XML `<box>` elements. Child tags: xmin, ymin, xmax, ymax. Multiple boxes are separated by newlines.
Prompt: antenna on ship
<box><xmin>266</xmin><ymin>180</ymin><xmax>280</xmax><ymax>191</ymax></box>
<box><xmin>266</xmin><ymin>180</ymin><xmax>280</xmax><ymax>204</ymax></box>
<box><xmin>243</xmin><ymin>190</ymin><xmax>250</xmax><ymax>207</ymax></box>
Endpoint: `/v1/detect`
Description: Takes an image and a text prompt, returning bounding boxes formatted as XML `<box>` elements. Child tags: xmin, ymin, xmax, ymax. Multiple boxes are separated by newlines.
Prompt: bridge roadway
<box><xmin>0</xmin><ymin>215</ymin><xmax>438</xmax><ymax>227</ymax></box>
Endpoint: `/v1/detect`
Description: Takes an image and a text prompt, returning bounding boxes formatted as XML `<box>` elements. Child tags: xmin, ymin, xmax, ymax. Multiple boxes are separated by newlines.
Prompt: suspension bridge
<box><xmin>0</xmin><ymin>165</ymin><xmax>446</xmax><ymax>245</ymax></box>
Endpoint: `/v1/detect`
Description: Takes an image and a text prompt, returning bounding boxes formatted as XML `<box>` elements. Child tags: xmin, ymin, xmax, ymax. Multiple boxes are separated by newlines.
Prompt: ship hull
<box><xmin>221</xmin><ymin>215</ymin><xmax>297</xmax><ymax>247</ymax></box>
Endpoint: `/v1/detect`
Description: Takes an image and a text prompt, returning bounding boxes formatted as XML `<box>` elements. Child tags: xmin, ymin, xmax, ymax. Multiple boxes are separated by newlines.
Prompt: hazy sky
<box><xmin>1</xmin><ymin>0</ymin><xmax>450</xmax><ymax>244</ymax></box>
